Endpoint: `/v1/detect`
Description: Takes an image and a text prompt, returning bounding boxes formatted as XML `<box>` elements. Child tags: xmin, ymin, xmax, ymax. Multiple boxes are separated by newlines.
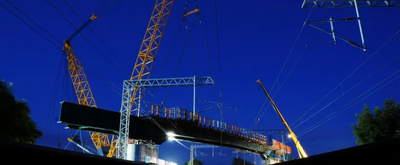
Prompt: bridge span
<box><xmin>59</xmin><ymin>102</ymin><xmax>285</xmax><ymax>156</ymax></box>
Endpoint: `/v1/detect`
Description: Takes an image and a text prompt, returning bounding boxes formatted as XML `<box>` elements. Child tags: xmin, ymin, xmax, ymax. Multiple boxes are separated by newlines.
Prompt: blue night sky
<box><xmin>1</xmin><ymin>0</ymin><xmax>400</xmax><ymax>164</ymax></box>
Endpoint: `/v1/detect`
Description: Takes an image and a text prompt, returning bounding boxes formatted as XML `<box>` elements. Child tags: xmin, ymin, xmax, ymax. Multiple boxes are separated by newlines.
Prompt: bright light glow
<box><xmin>287</xmin><ymin>134</ymin><xmax>291</xmax><ymax>138</ymax></box>
<box><xmin>168</xmin><ymin>136</ymin><xmax>175</xmax><ymax>141</ymax></box>
<box><xmin>166</xmin><ymin>132</ymin><xmax>176</xmax><ymax>137</ymax></box>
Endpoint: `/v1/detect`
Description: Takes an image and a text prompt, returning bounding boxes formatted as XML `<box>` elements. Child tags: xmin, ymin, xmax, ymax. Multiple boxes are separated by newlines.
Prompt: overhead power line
<box><xmin>293</xmin><ymin>54</ymin><xmax>400</xmax><ymax>130</ymax></box>
<box><xmin>249</xmin><ymin>6</ymin><xmax>316</xmax><ymax>131</ymax></box>
<box><xmin>292</xmin><ymin>26</ymin><xmax>400</xmax><ymax>128</ymax></box>
<box><xmin>298</xmin><ymin>68</ymin><xmax>400</xmax><ymax>137</ymax></box>
<box><xmin>5</xmin><ymin>0</ymin><xmax>62</xmax><ymax>45</ymax></box>
<box><xmin>0</xmin><ymin>2</ymin><xmax>61</xmax><ymax>51</ymax></box>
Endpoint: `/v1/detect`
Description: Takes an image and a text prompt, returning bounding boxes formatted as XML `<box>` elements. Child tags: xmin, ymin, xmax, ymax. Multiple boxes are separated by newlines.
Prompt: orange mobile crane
<box><xmin>256</xmin><ymin>79</ymin><xmax>308</xmax><ymax>159</ymax></box>
<box><xmin>63</xmin><ymin>14</ymin><xmax>115</xmax><ymax>157</ymax></box>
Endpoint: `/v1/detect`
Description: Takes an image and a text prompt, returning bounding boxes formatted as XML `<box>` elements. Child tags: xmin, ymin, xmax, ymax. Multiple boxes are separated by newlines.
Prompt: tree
<box><xmin>184</xmin><ymin>158</ymin><xmax>203</xmax><ymax>165</ymax></box>
<box><xmin>352</xmin><ymin>98</ymin><xmax>400</xmax><ymax>145</ymax></box>
<box><xmin>0</xmin><ymin>79</ymin><xmax>42</xmax><ymax>144</ymax></box>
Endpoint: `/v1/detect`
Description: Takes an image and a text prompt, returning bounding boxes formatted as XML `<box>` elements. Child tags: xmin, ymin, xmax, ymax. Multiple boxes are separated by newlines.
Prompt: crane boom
<box><xmin>63</xmin><ymin>14</ymin><xmax>113</xmax><ymax>155</ymax></box>
<box><xmin>256</xmin><ymin>79</ymin><xmax>308</xmax><ymax>158</ymax></box>
<box><xmin>129</xmin><ymin>0</ymin><xmax>174</xmax><ymax>105</ymax></box>
<box><xmin>110</xmin><ymin>0</ymin><xmax>175</xmax><ymax>158</ymax></box>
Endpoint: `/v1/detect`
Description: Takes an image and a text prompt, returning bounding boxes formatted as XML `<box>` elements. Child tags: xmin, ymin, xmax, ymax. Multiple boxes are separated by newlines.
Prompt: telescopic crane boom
<box><xmin>63</xmin><ymin>14</ymin><xmax>114</xmax><ymax>156</ymax></box>
<box><xmin>256</xmin><ymin>79</ymin><xmax>308</xmax><ymax>158</ymax></box>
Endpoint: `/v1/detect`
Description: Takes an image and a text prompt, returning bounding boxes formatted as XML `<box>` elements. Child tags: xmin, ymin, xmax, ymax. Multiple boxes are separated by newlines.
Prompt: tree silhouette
<box><xmin>0</xmin><ymin>79</ymin><xmax>42</xmax><ymax>144</ymax></box>
<box><xmin>352</xmin><ymin>98</ymin><xmax>400</xmax><ymax>145</ymax></box>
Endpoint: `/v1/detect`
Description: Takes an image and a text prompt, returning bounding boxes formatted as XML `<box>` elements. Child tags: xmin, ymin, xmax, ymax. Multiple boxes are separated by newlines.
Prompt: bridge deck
<box><xmin>59</xmin><ymin>102</ymin><xmax>268</xmax><ymax>153</ymax></box>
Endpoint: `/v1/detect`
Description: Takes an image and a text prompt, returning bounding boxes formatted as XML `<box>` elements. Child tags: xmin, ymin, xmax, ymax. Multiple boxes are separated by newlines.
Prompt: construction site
<box><xmin>1</xmin><ymin>0</ymin><xmax>400</xmax><ymax>164</ymax></box>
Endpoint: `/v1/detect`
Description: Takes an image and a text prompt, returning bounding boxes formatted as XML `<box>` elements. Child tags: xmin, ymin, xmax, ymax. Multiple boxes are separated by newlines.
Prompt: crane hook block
<box><xmin>90</xmin><ymin>14</ymin><xmax>98</xmax><ymax>21</ymax></box>
<box><xmin>184</xmin><ymin>8</ymin><xmax>199</xmax><ymax>17</ymax></box>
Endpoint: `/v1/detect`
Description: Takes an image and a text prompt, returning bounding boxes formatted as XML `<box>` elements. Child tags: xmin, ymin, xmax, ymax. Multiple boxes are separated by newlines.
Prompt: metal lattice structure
<box><xmin>129</xmin><ymin>77</ymin><xmax>215</xmax><ymax>88</ymax></box>
<box><xmin>302</xmin><ymin>0</ymin><xmax>400</xmax><ymax>8</ymax></box>
<box><xmin>118</xmin><ymin>76</ymin><xmax>214</xmax><ymax>159</ymax></box>
<box><xmin>63</xmin><ymin>14</ymin><xmax>114</xmax><ymax>156</ymax></box>
<box><xmin>190</xmin><ymin>144</ymin><xmax>219</xmax><ymax>165</ymax></box>
<box><xmin>115</xmin><ymin>0</ymin><xmax>175</xmax><ymax>159</ymax></box>
<box><xmin>301</xmin><ymin>0</ymin><xmax>373</xmax><ymax>51</ymax></box>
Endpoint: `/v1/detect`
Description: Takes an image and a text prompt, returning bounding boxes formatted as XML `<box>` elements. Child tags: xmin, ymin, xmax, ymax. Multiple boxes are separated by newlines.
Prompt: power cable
<box><xmin>5</xmin><ymin>0</ymin><xmax>62</xmax><ymax>45</ymax></box>
<box><xmin>269</xmin><ymin>6</ymin><xmax>315</xmax><ymax>94</ymax></box>
<box><xmin>298</xmin><ymin>69</ymin><xmax>400</xmax><ymax>137</ymax></box>
<box><xmin>0</xmin><ymin>2</ymin><xmax>61</xmax><ymax>51</ymax></box>
<box><xmin>292</xmin><ymin>54</ymin><xmax>400</xmax><ymax>130</ymax></box>
<box><xmin>292</xmin><ymin>26</ymin><xmax>400</xmax><ymax>127</ymax></box>
<box><xmin>248</xmin><ymin>5</ymin><xmax>317</xmax><ymax>131</ymax></box>
<box><xmin>257</xmin><ymin>8</ymin><xmax>331</xmax><ymax>128</ymax></box>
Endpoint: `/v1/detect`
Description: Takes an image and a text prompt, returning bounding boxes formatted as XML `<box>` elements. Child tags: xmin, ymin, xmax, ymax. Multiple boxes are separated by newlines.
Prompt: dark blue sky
<box><xmin>1</xmin><ymin>0</ymin><xmax>400</xmax><ymax>164</ymax></box>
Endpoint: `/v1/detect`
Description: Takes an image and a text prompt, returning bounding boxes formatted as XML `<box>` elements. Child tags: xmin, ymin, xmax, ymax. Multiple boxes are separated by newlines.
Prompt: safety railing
<box><xmin>149</xmin><ymin>104</ymin><xmax>267</xmax><ymax>145</ymax></box>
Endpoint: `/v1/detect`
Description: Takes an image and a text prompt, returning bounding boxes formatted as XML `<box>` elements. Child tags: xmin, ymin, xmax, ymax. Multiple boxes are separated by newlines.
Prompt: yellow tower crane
<box><xmin>256</xmin><ymin>79</ymin><xmax>308</xmax><ymax>159</ymax></box>
<box><xmin>63</xmin><ymin>14</ymin><xmax>115</xmax><ymax>157</ymax></box>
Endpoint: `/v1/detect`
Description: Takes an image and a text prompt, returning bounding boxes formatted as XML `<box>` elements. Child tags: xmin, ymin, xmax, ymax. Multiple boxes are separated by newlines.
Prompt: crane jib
<box><xmin>67</xmin><ymin>14</ymin><xmax>98</xmax><ymax>42</ymax></box>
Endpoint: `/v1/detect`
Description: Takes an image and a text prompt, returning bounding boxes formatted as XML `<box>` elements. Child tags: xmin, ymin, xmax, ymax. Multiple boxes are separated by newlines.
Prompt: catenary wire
<box><xmin>292</xmin><ymin>54</ymin><xmax>400</xmax><ymax>130</ymax></box>
<box><xmin>292</xmin><ymin>26</ymin><xmax>400</xmax><ymax>127</ymax></box>
<box><xmin>0</xmin><ymin>2</ymin><xmax>61</xmax><ymax>51</ymax></box>
<box><xmin>248</xmin><ymin>5</ymin><xmax>317</xmax><ymax>131</ymax></box>
<box><xmin>298</xmin><ymin>69</ymin><xmax>400</xmax><ymax>137</ymax></box>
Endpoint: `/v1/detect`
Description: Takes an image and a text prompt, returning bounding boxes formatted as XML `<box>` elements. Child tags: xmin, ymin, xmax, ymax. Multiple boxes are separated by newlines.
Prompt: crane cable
<box><xmin>292</xmin><ymin>26</ymin><xmax>400</xmax><ymax>130</ymax></box>
<box><xmin>159</xmin><ymin>4</ymin><xmax>199</xmax><ymax>107</ymax></box>
<box><xmin>157</xmin><ymin>3</ymin><xmax>200</xmax><ymax>135</ymax></box>
<box><xmin>0</xmin><ymin>1</ymin><xmax>118</xmax><ymax>144</ymax></box>
<box><xmin>62</xmin><ymin>0</ymin><xmax>130</xmax><ymax>72</ymax></box>
<box><xmin>44</xmin><ymin>52</ymin><xmax>64</xmax><ymax>134</ymax></box>
<box><xmin>181</xmin><ymin>0</ymin><xmax>208</xmax><ymax>111</ymax></box>
<box><xmin>5</xmin><ymin>0</ymin><xmax>120</xmax><ymax>95</ymax></box>
<box><xmin>46</xmin><ymin>0</ymin><xmax>124</xmax><ymax>76</ymax></box>
<box><xmin>214</xmin><ymin>0</ymin><xmax>224</xmax><ymax>157</ymax></box>
<box><xmin>140</xmin><ymin>1</ymin><xmax>203</xmax><ymax>136</ymax></box>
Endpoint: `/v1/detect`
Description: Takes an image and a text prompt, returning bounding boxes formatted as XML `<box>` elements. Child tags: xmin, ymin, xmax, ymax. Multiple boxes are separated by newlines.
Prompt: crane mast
<box><xmin>256</xmin><ymin>79</ymin><xmax>308</xmax><ymax>159</ymax></box>
<box><xmin>112</xmin><ymin>0</ymin><xmax>175</xmax><ymax>159</ymax></box>
<box><xmin>63</xmin><ymin>14</ymin><xmax>114</xmax><ymax>156</ymax></box>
